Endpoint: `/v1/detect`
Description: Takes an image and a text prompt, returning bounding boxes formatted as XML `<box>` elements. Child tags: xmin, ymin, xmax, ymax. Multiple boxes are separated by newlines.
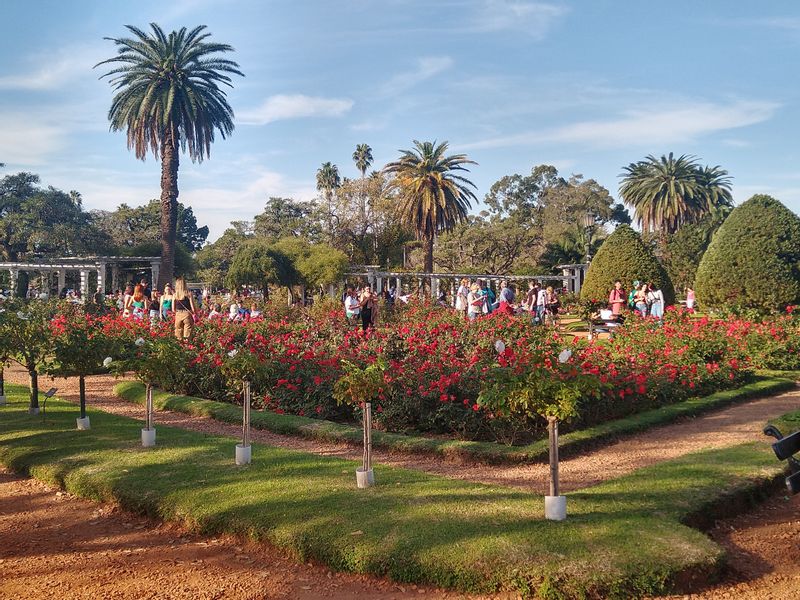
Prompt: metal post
<box><xmin>243</xmin><ymin>381</ymin><xmax>251</xmax><ymax>448</ymax></box>
<box><xmin>363</xmin><ymin>402</ymin><xmax>373</xmax><ymax>472</ymax></box>
<box><xmin>548</xmin><ymin>416</ymin><xmax>559</xmax><ymax>497</ymax></box>
<box><xmin>145</xmin><ymin>383</ymin><xmax>153</xmax><ymax>431</ymax></box>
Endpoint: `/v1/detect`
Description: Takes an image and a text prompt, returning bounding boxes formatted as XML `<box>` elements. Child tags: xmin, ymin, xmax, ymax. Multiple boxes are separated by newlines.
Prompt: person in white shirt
<box><xmin>535</xmin><ymin>285</ymin><xmax>548</xmax><ymax>324</ymax></box>
<box><xmin>344</xmin><ymin>286</ymin><xmax>360</xmax><ymax>324</ymax></box>
<box><xmin>647</xmin><ymin>283</ymin><xmax>665</xmax><ymax>319</ymax></box>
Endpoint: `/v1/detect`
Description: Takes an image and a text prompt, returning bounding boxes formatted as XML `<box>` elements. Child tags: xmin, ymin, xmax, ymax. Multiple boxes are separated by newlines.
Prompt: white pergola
<box><xmin>342</xmin><ymin>264</ymin><xmax>589</xmax><ymax>299</ymax></box>
<box><xmin>0</xmin><ymin>256</ymin><xmax>161</xmax><ymax>299</ymax></box>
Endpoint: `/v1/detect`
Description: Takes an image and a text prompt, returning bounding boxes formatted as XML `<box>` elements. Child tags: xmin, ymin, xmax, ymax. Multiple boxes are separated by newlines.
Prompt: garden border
<box><xmin>113</xmin><ymin>374</ymin><xmax>798</xmax><ymax>465</ymax></box>
<box><xmin>2</xmin><ymin>383</ymin><xmax>799</xmax><ymax>598</ymax></box>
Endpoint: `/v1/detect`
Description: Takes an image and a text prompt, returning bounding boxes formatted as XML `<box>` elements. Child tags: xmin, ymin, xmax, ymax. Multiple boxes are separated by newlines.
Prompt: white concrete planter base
<box><xmin>545</xmin><ymin>495</ymin><xmax>567</xmax><ymax>521</ymax></box>
<box><xmin>76</xmin><ymin>417</ymin><xmax>91</xmax><ymax>430</ymax></box>
<box><xmin>356</xmin><ymin>468</ymin><xmax>375</xmax><ymax>488</ymax></box>
<box><xmin>235</xmin><ymin>444</ymin><xmax>252</xmax><ymax>465</ymax></box>
<box><xmin>29</xmin><ymin>406</ymin><xmax>39</xmax><ymax>416</ymax></box>
<box><xmin>0</xmin><ymin>395</ymin><xmax>6</xmax><ymax>406</ymax></box>
<box><xmin>141</xmin><ymin>428</ymin><xmax>156</xmax><ymax>447</ymax></box>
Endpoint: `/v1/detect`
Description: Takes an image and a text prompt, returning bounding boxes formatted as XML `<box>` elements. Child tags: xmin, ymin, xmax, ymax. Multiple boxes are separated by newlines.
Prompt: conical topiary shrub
<box><xmin>695</xmin><ymin>194</ymin><xmax>800</xmax><ymax>312</ymax></box>
<box><xmin>581</xmin><ymin>224</ymin><xmax>675</xmax><ymax>305</ymax></box>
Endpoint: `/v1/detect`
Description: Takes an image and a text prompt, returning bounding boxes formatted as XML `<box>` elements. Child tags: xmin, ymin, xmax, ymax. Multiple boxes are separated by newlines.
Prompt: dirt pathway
<box><xmin>5</xmin><ymin>365</ymin><xmax>799</xmax><ymax>493</ymax></box>
<box><xmin>661</xmin><ymin>491</ymin><xmax>800</xmax><ymax>600</ymax></box>
<box><xmin>0</xmin><ymin>468</ymin><xmax>477</xmax><ymax>600</ymax></box>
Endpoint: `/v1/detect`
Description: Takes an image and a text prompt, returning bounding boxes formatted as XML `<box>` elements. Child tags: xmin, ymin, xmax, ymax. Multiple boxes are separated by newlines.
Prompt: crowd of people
<box><xmin>606</xmin><ymin>280</ymin><xmax>692</xmax><ymax>321</ymax></box>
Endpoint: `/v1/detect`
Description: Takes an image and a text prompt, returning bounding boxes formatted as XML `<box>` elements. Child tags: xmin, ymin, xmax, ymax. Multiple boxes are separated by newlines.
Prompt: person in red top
<box><xmin>609</xmin><ymin>280</ymin><xmax>626</xmax><ymax>315</ymax></box>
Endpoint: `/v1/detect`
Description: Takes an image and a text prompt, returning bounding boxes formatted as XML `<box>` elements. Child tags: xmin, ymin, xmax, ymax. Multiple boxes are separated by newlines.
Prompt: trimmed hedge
<box><xmin>581</xmin><ymin>224</ymin><xmax>675</xmax><ymax>305</ymax></box>
<box><xmin>114</xmin><ymin>375</ymin><xmax>798</xmax><ymax>465</ymax></box>
<box><xmin>695</xmin><ymin>194</ymin><xmax>800</xmax><ymax>311</ymax></box>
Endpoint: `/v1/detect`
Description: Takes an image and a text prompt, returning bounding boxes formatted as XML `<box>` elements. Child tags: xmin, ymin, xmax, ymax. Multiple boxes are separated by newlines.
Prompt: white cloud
<box><xmin>237</xmin><ymin>94</ymin><xmax>354</xmax><ymax>126</ymax></box>
<box><xmin>472</xmin><ymin>1</ymin><xmax>569</xmax><ymax>37</ymax></box>
<box><xmin>379</xmin><ymin>56</ymin><xmax>454</xmax><ymax>96</ymax></box>
<box><xmin>460</xmin><ymin>99</ymin><xmax>779</xmax><ymax>150</ymax></box>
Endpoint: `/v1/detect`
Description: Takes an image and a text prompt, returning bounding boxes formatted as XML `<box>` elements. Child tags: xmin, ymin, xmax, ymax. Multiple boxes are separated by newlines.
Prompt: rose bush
<box><xmin>33</xmin><ymin>299</ymin><xmax>799</xmax><ymax>444</ymax></box>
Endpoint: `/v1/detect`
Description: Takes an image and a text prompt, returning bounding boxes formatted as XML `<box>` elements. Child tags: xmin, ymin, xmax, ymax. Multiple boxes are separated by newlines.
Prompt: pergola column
<box><xmin>57</xmin><ymin>270</ymin><xmax>66</xmax><ymax>294</ymax></box>
<box><xmin>97</xmin><ymin>264</ymin><xmax>107</xmax><ymax>294</ymax></box>
<box><xmin>150</xmin><ymin>261</ymin><xmax>160</xmax><ymax>291</ymax></box>
<box><xmin>9</xmin><ymin>269</ymin><xmax>19</xmax><ymax>297</ymax></box>
<box><xmin>79</xmin><ymin>269</ymin><xmax>90</xmax><ymax>302</ymax></box>
<box><xmin>111</xmin><ymin>265</ymin><xmax>120</xmax><ymax>292</ymax></box>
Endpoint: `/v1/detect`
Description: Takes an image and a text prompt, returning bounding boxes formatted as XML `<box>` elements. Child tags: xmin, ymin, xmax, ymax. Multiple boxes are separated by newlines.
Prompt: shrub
<box><xmin>695</xmin><ymin>194</ymin><xmax>800</xmax><ymax>312</ymax></box>
<box><xmin>581</xmin><ymin>224</ymin><xmax>675</xmax><ymax>305</ymax></box>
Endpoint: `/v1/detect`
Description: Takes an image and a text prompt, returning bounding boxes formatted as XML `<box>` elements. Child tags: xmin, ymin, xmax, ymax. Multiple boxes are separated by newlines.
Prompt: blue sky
<box><xmin>2</xmin><ymin>0</ymin><xmax>800</xmax><ymax>241</ymax></box>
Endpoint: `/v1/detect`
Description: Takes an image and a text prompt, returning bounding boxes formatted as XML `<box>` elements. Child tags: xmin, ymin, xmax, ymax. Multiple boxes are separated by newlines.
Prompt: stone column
<box><xmin>111</xmin><ymin>265</ymin><xmax>120</xmax><ymax>292</ymax></box>
<box><xmin>9</xmin><ymin>269</ymin><xmax>19</xmax><ymax>297</ymax></box>
<box><xmin>431</xmin><ymin>277</ymin><xmax>439</xmax><ymax>299</ymax></box>
<box><xmin>150</xmin><ymin>262</ymin><xmax>160</xmax><ymax>290</ymax></box>
<box><xmin>376</xmin><ymin>276</ymin><xmax>383</xmax><ymax>294</ymax></box>
<box><xmin>395</xmin><ymin>277</ymin><xmax>401</xmax><ymax>293</ymax></box>
<box><xmin>79</xmin><ymin>269</ymin><xmax>90</xmax><ymax>302</ymax></box>
<box><xmin>97</xmin><ymin>264</ymin><xmax>107</xmax><ymax>294</ymax></box>
<box><xmin>57</xmin><ymin>270</ymin><xmax>66</xmax><ymax>293</ymax></box>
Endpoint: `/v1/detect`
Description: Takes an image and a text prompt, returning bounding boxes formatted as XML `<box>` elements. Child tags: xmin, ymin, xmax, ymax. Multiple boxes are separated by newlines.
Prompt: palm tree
<box><xmin>316</xmin><ymin>162</ymin><xmax>341</xmax><ymax>236</ymax></box>
<box><xmin>619</xmin><ymin>153</ymin><xmax>734</xmax><ymax>235</ymax></box>
<box><xmin>96</xmin><ymin>23</ymin><xmax>243</xmax><ymax>288</ymax></box>
<box><xmin>352</xmin><ymin>144</ymin><xmax>373</xmax><ymax>178</ymax></box>
<box><xmin>384</xmin><ymin>140</ymin><xmax>477</xmax><ymax>276</ymax></box>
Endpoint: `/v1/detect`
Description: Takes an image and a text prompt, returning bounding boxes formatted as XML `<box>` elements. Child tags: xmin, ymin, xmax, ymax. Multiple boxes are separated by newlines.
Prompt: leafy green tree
<box><xmin>695</xmin><ymin>195</ymin><xmax>800</xmax><ymax>312</ymax></box>
<box><xmin>92</xmin><ymin>199</ymin><xmax>209</xmax><ymax>251</ymax></box>
<box><xmin>384</xmin><ymin>140</ymin><xmax>477</xmax><ymax>275</ymax></box>
<box><xmin>226</xmin><ymin>239</ymin><xmax>297</xmax><ymax>297</ymax></box>
<box><xmin>195</xmin><ymin>224</ymin><xmax>252</xmax><ymax>287</ymax></box>
<box><xmin>96</xmin><ymin>23</ymin><xmax>244</xmax><ymax>289</ymax></box>
<box><xmin>4</xmin><ymin>299</ymin><xmax>57</xmax><ymax>413</ymax></box>
<box><xmin>581</xmin><ymin>225</ymin><xmax>675</xmax><ymax>305</ymax></box>
<box><xmin>619</xmin><ymin>153</ymin><xmax>732</xmax><ymax>243</ymax></box>
<box><xmin>253</xmin><ymin>197</ymin><xmax>319</xmax><ymax>240</ymax></box>
<box><xmin>272</xmin><ymin>237</ymin><xmax>349</xmax><ymax>293</ymax></box>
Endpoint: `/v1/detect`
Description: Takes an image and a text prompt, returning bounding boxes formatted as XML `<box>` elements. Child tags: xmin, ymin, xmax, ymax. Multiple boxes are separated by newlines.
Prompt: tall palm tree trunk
<box><xmin>423</xmin><ymin>234</ymin><xmax>434</xmax><ymax>295</ymax></box>
<box><xmin>159</xmin><ymin>133</ymin><xmax>180</xmax><ymax>290</ymax></box>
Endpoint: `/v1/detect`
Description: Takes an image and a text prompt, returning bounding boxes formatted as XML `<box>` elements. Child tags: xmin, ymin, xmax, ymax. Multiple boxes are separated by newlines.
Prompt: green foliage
<box><xmin>663</xmin><ymin>207</ymin><xmax>730</xmax><ymax>293</ymax></box>
<box><xmin>581</xmin><ymin>225</ymin><xmax>675</xmax><ymax>305</ymax></box>
<box><xmin>695</xmin><ymin>194</ymin><xmax>800</xmax><ymax>312</ymax></box>
<box><xmin>226</xmin><ymin>239</ymin><xmax>297</xmax><ymax>293</ymax></box>
<box><xmin>195</xmin><ymin>224</ymin><xmax>253</xmax><ymax>287</ymax></box>
<box><xmin>272</xmin><ymin>237</ymin><xmax>349</xmax><ymax>290</ymax></box>
<box><xmin>3</xmin><ymin>386</ymin><xmax>797</xmax><ymax>598</ymax></box>
<box><xmin>620</xmin><ymin>153</ymin><xmax>732</xmax><ymax>236</ymax></box>
<box><xmin>122</xmin><ymin>240</ymin><xmax>196</xmax><ymax>278</ymax></box>
<box><xmin>333</xmin><ymin>359</ymin><xmax>387</xmax><ymax>406</ymax></box>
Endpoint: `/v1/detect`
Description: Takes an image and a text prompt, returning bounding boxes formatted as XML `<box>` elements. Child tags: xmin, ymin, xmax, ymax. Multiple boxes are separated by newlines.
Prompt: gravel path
<box><xmin>5</xmin><ymin>365</ymin><xmax>799</xmax><ymax>493</ymax></box>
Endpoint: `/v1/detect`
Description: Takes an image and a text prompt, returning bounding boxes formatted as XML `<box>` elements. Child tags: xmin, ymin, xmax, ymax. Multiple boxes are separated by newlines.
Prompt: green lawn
<box><xmin>115</xmin><ymin>374</ymin><xmax>798</xmax><ymax>464</ymax></box>
<box><xmin>1</xmin><ymin>383</ymin><xmax>796</xmax><ymax>599</ymax></box>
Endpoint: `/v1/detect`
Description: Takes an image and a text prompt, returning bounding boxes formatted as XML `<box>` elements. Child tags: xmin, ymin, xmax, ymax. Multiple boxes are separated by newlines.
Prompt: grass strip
<box><xmin>113</xmin><ymin>374</ymin><xmax>798</xmax><ymax>465</ymax></box>
<box><xmin>1</xmin><ymin>383</ymin><xmax>798</xmax><ymax>598</ymax></box>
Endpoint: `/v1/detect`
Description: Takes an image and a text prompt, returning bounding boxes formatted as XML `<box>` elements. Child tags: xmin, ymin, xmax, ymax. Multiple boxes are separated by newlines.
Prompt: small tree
<box><xmin>5</xmin><ymin>300</ymin><xmax>58</xmax><ymax>413</ymax></box>
<box><xmin>581</xmin><ymin>224</ymin><xmax>675</xmax><ymax>305</ymax></box>
<box><xmin>0</xmin><ymin>307</ymin><xmax>12</xmax><ymax>400</ymax></box>
<box><xmin>695</xmin><ymin>195</ymin><xmax>800</xmax><ymax>312</ymax></box>
<box><xmin>478</xmin><ymin>348</ymin><xmax>602</xmax><ymax>502</ymax></box>
<box><xmin>333</xmin><ymin>359</ymin><xmax>387</xmax><ymax>482</ymax></box>
<box><xmin>45</xmin><ymin>305</ymin><xmax>118</xmax><ymax>421</ymax></box>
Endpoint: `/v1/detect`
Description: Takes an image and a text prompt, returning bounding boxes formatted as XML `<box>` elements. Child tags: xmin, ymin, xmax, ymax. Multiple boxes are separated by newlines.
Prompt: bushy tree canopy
<box><xmin>581</xmin><ymin>225</ymin><xmax>675</xmax><ymax>304</ymax></box>
<box><xmin>695</xmin><ymin>195</ymin><xmax>800</xmax><ymax>311</ymax></box>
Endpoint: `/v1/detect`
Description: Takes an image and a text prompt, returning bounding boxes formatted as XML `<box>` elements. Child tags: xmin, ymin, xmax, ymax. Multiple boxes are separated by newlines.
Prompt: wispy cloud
<box><xmin>460</xmin><ymin>99</ymin><xmax>779</xmax><ymax>150</ymax></box>
<box><xmin>379</xmin><ymin>56</ymin><xmax>454</xmax><ymax>96</ymax></box>
<box><xmin>237</xmin><ymin>94</ymin><xmax>354</xmax><ymax>126</ymax></box>
<box><xmin>471</xmin><ymin>1</ymin><xmax>569</xmax><ymax>37</ymax></box>
<box><xmin>0</xmin><ymin>44</ymin><xmax>103</xmax><ymax>91</ymax></box>
<box><xmin>0</xmin><ymin>115</ymin><xmax>66</xmax><ymax>165</ymax></box>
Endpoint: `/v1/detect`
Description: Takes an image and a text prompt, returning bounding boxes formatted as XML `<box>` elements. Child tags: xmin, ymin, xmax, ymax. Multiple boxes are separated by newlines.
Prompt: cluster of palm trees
<box><xmin>96</xmin><ymin>22</ymin><xmax>734</xmax><ymax>285</ymax></box>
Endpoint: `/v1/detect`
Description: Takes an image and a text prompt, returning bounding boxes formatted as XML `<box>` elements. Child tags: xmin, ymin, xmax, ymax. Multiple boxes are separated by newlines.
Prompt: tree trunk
<box><xmin>15</xmin><ymin>271</ymin><xmax>29</xmax><ymax>299</ymax></box>
<box><xmin>548</xmin><ymin>416</ymin><xmax>559</xmax><ymax>497</ymax></box>
<box><xmin>423</xmin><ymin>234</ymin><xmax>434</xmax><ymax>296</ymax></box>
<box><xmin>159</xmin><ymin>133</ymin><xmax>180</xmax><ymax>290</ymax></box>
<box><xmin>28</xmin><ymin>366</ymin><xmax>38</xmax><ymax>412</ymax></box>
<box><xmin>0</xmin><ymin>365</ymin><xmax>4</xmax><ymax>396</ymax></box>
<box><xmin>79</xmin><ymin>375</ymin><xmax>86</xmax><ymax>419</ymax></box>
